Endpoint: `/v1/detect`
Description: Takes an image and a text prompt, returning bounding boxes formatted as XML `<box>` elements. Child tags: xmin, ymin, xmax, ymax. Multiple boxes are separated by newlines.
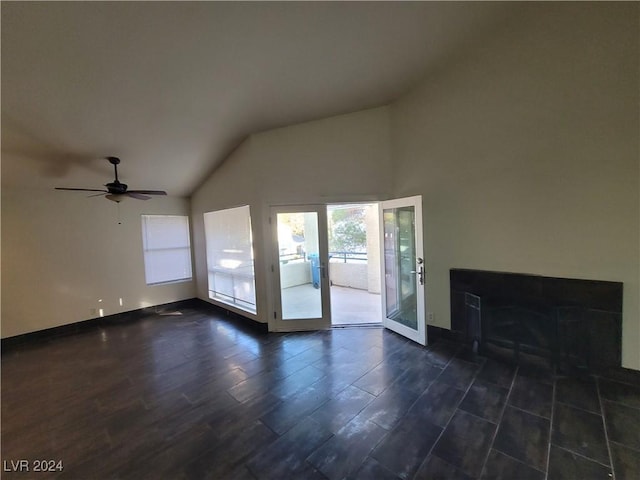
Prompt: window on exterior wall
<box><xmin>141</xmin><ymin>215</ymin><xmax>193</xmax><ymax>285</ymax></box>
<box><xmin>204</xmin><ymin>205</ymin><xmax>256</xmax><ymax>314</ymax></box>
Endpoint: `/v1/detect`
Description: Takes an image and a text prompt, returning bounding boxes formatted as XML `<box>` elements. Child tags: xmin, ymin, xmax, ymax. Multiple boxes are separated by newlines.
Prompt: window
<box><xmin>204</xmin><ymin>205</ymin><xmax>256</xmax><ymax>314</ymax></box>
<box><xmin>141</xmin><ymin>215</ymin><xmax>193</xmax><ymax>285</ymax></box>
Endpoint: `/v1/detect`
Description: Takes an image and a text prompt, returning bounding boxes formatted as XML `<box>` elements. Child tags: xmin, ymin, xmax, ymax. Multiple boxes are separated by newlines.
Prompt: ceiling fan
<box><xmin>55</xmin><ymin>156</ymin><xmax>167</xmax><ymax>202</ymax></box>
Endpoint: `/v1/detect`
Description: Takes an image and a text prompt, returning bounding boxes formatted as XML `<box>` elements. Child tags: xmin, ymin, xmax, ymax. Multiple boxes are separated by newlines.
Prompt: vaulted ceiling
<box><xmin>2</xmin><ymin>2</ymin><xmax>514</xmax><ymax>197</ymax></box>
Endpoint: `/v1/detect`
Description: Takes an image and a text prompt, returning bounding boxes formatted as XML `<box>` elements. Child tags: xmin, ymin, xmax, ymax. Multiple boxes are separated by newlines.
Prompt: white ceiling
<box><xmin>1</xmin><ymin>2</ymin><xmax>514</xmax><ymax>197</ymax></box>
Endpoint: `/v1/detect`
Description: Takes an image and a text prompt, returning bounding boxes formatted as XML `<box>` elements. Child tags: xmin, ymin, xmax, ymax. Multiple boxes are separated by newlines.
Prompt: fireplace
<box><xmin>450</xmin><ymin>269</ymin><xmax>623</xmax><ymax>373</ymax></box>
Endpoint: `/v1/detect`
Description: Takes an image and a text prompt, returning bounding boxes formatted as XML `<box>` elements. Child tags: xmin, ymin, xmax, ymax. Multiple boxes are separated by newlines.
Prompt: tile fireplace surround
<box><xmin>450</xmin><ymin>269</ymin><xmax>623</xmax><ymax>374</ymax></box>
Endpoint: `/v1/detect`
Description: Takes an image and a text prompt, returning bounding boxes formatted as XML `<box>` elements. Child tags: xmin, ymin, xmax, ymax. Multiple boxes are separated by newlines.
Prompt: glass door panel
<box><xmin>380</xmin><ymin>196</ymin><xmax>426</xmax><ymax>345</ymax></box>
<box><xmin>271</xmin><ymin>206</ymin><xmax>331</xmax><ymax>331</ymax></box>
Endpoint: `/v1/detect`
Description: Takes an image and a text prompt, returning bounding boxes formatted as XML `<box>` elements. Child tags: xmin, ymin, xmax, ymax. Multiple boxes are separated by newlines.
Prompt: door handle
<box><xmin>410</xmin><ymin>265</ymin><xmax>425</xmax><ymax>285</ymax></box>
<box><xmin>319</xmin><ymin>262</ymin><xmax>327</xmax><ymax>279</ymax></box>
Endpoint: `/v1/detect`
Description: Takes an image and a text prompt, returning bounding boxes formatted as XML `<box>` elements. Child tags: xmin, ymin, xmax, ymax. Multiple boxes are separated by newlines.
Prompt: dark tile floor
<box><xmin>2</xmin><ymin>306</ymin><xmax>639</xmax><ymax>479</ymax></box>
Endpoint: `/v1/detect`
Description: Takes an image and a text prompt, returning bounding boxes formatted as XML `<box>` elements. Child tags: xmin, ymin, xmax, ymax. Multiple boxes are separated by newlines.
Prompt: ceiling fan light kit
<box><xmin>105</xmin><ymin>194</ymin><xmax>124</xmax><ymax>203</ymax></box>
<box><xmin>55</xmin><ymin>157</ymin><xmax>168</xmax><ymax>201</ymax></box>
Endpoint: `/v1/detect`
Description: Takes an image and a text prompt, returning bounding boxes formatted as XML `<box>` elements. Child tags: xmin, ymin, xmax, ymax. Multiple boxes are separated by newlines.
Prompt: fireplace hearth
<box><xmin>450</xmin><ymin>269</ymin><xmax>623</xmax><ymax>373</ymax></box>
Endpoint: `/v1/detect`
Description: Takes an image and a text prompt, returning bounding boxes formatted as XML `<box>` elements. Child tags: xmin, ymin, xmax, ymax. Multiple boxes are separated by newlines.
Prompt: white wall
<box><xmin>251</xmin><ymin>107</ymin><xmax>392</xmax><ymax>205</ymax></box>
<box><xmin>1</xmin><ymin>188</ymin><xmax>195</xmax><ymax>338</ymax></box>
<box><xmin>390</xmin><ymin>3</ymin><xmax>639</xmax><ymax>369</ymax></box>
<box><xmin>191</xmin><ymin>107</ymin><xmax>392</xmax><ymax>323</ymax></box>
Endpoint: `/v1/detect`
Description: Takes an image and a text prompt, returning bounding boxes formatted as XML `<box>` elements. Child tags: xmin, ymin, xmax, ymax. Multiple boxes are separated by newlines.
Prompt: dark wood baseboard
<box><xmin>1</xmin><ymin>298</ymin><xmax>268</xmax><ymax>352</ymax></box>
<box><xmin>427</xmin><ymin>324</ymin><xmax>466</xmax><ymax>344</ymax></box>
<box><xmin>598</xmin><ymin>365</ymin><xmax>640</xmax><ymax>385</ymax></box>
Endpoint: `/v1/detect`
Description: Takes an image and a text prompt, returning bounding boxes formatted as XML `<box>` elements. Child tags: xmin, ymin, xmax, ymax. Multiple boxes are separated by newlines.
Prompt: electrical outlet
<box><xmin>428</xmin><ymin>312</ymin><xmax>435</xmax><ymax>322</ymax></box>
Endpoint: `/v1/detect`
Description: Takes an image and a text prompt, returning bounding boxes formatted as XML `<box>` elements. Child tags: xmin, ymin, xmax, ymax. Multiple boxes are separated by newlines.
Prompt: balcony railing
<box><xmin>279</xmin><ymin>251</ymin><xmax>368</xmax><ymax>263</ymax></box>
<box><xmin>329</xmin><ymin>251</ymin><xmax>367</xmax><ymax>263</ymax></box>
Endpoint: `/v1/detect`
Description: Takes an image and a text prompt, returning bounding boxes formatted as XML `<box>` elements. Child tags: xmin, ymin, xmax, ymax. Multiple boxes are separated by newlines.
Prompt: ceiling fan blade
<box><xmin>126</xmin><ymin>192</ymin><xmax>151</xmax><ymax>200</ymax></box>
<box><xmin>127</xmin><ymin>190</ymin><xmax>167</xmax><ymax>196</ymax></box>
<box><xmin>87</xmin><ymin>192</ymin><xmax>108</xmax><ymax>198</ymax></box>
<box><xmin>55</xmin><ymin>187</ymin><xmax>108</xmax><ymax>192</ymax></box>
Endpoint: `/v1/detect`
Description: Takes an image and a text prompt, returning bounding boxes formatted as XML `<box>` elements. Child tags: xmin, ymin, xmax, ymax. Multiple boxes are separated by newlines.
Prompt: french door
<box><xmin>270</xmin><ymin>205</ymin><xmax>331</xmax><ymax>331</ymax></box>
<box><xmin>380</xmin><ymin>195</ymin><xmax>426</xmax><ymax>345</ymax></box>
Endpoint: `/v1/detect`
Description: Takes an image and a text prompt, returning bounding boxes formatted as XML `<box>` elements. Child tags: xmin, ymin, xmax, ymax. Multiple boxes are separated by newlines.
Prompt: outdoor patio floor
<box><xmin>280</xmin><ymin>284</ymin><xmax>382</xmax><ymax>326</ymax></box>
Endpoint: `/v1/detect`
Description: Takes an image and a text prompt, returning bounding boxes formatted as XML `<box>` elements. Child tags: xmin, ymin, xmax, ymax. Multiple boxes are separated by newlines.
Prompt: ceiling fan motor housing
<box><xmin>106</xmin><ymin>181</ymin><xmax>128</xmax><ymax>194</ymax></box>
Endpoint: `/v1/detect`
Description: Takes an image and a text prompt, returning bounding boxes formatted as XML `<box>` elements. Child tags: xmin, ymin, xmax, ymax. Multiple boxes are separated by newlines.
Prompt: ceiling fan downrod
<box><xmin>107</xmin><ymin>156</ymin><xmax>121</xmax><ymax>183</ymax></box>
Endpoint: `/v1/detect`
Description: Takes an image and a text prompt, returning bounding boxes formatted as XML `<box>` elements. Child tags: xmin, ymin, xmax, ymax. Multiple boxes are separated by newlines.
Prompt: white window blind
<box><xmin>204</xmin><ymin>206</ymin><xmax>256</xmax><ymax>314</ymax></box>
<box><xmin>141</xmin><ymin>215</ymin><xmax>193</xmax><ymax>285</ymax></box>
